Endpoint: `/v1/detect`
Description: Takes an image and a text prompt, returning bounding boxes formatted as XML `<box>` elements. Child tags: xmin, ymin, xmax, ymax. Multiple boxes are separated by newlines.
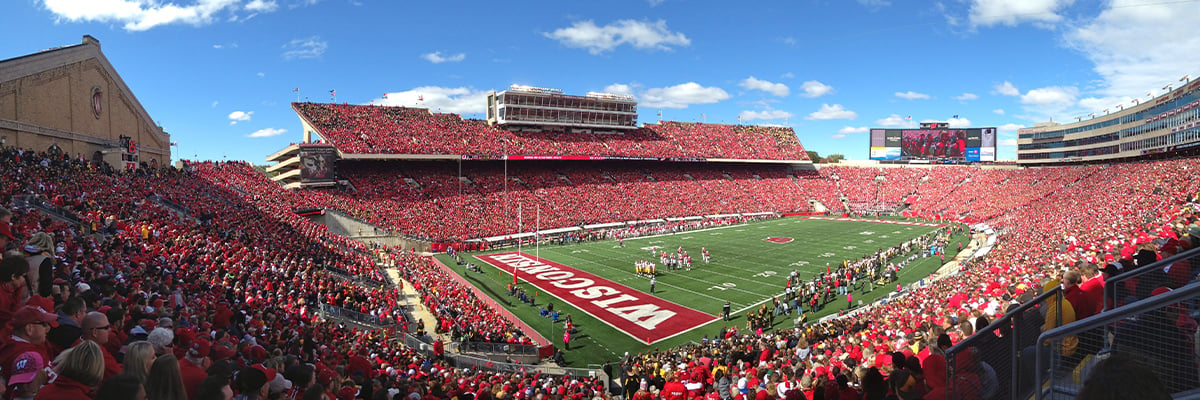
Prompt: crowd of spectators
<box><xmin>292</xmin><ymin>103</ymin><xmax>809</xmax><ymax>161</ymax></box>
<box><xmin>4</xmin><ymin>139</ymin><xmax>1200</xmax><ymax>400</ymax></box>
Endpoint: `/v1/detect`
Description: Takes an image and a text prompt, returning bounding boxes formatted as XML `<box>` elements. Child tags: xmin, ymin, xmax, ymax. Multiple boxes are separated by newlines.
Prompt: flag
<box><xmin>418</xmin><ymin>95</ymin><xmax>424</xmax><ymax>101</ymax></box>
<box><xmin>737</xmin><ymin>115</ymin><xmax>741</xmax><ymax>122</ymax></box>
<box><xmin>1182</xmin><ymin>75</ymin><xmax>1190</xmax><ymax>82</ymax></box>
<box><xmin>170</xmin><ymin>141</ymin><xmax>178</xmax><ymax>147</ymax></box>
<box><xmin>657</xmin><ymin>110</ymin><xmax>662</xmax><ymax>117</ymax></box>
<box><xmin>292</xmin><ymin>88</ymin><xmax>299</xmax><ymax>92</ymax></box>
<box><xmin>952</xmin><ymin>114</ymin><xmax>959</xmax><ymax>119</ymax></box>
<box><xmin>383</xmin><ymin>93</ymin><xmax>388</xmax><ymax>99</ymax></box>
<box><xmin>1147</xmin><ymin>92</ymin><xmax>1153</xmax><ymax>97</ymax></box>
<box><xmin>904</xmin><ymin>115</ymin><xmax>912</xmax><ymax>121</ymax></box>
<box><xmin>329</xmin><ymin>89</ymin><xmax>336</xmax><ymax>96</ymax></box>
<box><xmin>1089</xmin><ymin>113</ymin><xmax>1095</xmax><ymax>117</ymax></box>
<box><xmin>1164</xmin><ymin>85</ymin><xmax>1173</xmax><ymax>91</ymax></box>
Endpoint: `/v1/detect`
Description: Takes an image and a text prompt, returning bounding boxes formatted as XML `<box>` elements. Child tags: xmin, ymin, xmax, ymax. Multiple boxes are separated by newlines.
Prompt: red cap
<box><xmin>0</xmin><ymin>223</ymin><xmax>15</xmax><ymax>241</ymax></box>
<box><xmin>252</xmin><ymin>363</ymin><xmax>277</xmax><ymax>382</ymax></box>
<box><xmin>11</xmin><ymin>305</ymin><xmax>58</xmax><ymax>328</ymax></box>
<box><xmin>188</xmin><ymin>338</ymin><xmax>211</xmax><ymax>360</ymax></box>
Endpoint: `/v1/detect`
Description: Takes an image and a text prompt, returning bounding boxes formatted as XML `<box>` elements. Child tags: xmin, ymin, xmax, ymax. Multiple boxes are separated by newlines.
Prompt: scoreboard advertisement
<box><xmin>870</xmin><ymin>127</ymin><xmax>995</xmax><ymax>162</ymax></box>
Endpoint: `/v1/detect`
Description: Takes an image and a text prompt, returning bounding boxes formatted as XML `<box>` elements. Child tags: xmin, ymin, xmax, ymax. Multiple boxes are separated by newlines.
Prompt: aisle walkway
<box><xmin>385</xmin><ymin>266</ymin><xmax>453</xmax><ymax>342</ymax></box>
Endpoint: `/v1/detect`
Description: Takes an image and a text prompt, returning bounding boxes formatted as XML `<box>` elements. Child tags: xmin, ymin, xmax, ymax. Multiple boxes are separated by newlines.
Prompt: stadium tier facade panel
<box><xmin>869</xmin><ymin>122</ymin><xmax>997</xmax><ymax>163</ymax></box>
<box><xmin>1017</xmin><ymin>80</ymin><xmax>1200</xmax><ymax>165</ymax></box>
<box><xmin>0</xmin><ymin>35</ymin><xmax>170</xmax><ymax>169</ymax></box>
<box><xmin>486</xmin><ymin>85</ymin><xmax>637</xmax><ymax>132</ymax></box>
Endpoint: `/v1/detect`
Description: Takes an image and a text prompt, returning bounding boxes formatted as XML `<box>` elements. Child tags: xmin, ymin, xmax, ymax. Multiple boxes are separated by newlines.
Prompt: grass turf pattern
<box><xmin>436</xmin><ymin>217</ymin><xmax>967</xmax><ymax>367</ymax></box>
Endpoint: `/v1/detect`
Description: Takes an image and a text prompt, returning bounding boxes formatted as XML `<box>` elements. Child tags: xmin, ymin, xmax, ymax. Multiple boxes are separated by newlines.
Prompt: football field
<box><xmin>437</xmin><ymin>216</ymin><xmax>967</xmax><ymax>366</ymax></box>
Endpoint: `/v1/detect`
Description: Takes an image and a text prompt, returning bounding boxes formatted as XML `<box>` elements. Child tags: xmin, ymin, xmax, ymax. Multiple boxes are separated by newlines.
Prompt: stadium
<box><xmin>2</xmin><ymin>35</ymin><xmax>1200</xmax><ymax>400</ymax></box>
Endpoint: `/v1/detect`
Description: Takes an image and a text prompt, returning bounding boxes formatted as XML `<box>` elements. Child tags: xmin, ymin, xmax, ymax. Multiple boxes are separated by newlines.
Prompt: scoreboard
<box><xmin>870</xmin><ymin>126</ymin><xmax>996</xmax><ymax>162</ymax></box>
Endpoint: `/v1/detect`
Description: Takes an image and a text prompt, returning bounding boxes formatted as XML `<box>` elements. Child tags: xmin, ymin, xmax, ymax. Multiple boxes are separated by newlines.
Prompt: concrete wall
<box><xmin>309</xmin><ymin>211</ymin><xmax>431</xmax><ymax>251</ymax></box>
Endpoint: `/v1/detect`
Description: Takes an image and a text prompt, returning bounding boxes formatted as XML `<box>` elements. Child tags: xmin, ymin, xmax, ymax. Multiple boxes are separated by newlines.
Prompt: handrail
<box><xmin>1102</xmin><ymin>245</ymin><xmax>1200</xmax><ymax>311</ymax></box>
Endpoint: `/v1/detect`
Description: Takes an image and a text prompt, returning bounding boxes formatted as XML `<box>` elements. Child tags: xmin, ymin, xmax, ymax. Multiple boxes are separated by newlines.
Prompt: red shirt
<box><xmin>664</xmin><ymin>380</ymin><xmax>690</xmax><ymax>400</ymax></box>
<box><xmin>0</xmin><ymin>337</ymin><xmax>50</xmax><ymax>383</ymax></box>
<box><xmin>100</xmin><ymin>343</ymin><xmax>121</xmax><ymax>381</ymax></box>
<box><xmin>33</xmin><ymin>375</ymin><xmax>93</xmax><ymax>400</ymax></box>
<box><xmin>181</xmin><ymin>359</ymin><xmax>207</xmax><ymax>400</ymax></box>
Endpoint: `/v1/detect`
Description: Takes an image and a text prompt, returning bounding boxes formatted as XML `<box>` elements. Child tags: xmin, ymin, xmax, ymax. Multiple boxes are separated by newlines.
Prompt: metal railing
<box><xmin>453</xmin><ymin>341</ymin><xmax>541</xmax><ymax>356</ymax></box>
<box><xmin>943</xmin><ymin>287</ymin><xmax>1063</xmax><ymax>400</ymax></box>
<box><xmin>446</xmin><ymin>352</ymin><xmax>606</xmax><ymax>382</ymax></box>
<box><xmin>1102</xmin><ymin>245</ymin><xmax>1200</xmax><ymax>311</ymax></box>
<box><xmin>1036</xmin><ymin>281</ymin><xmax>1200</xmax><ymax>400</ymax></box>
<box><xmin>319</xmin><ymin>303</ymin><xmax>405</xmax><ymax>328</ymax></box>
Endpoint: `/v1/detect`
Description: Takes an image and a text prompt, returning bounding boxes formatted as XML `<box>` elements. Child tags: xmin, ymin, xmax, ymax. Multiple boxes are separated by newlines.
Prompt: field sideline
<box><xmin>436</xmin><ymin>216</ymin><xmax>968</xmax><ymax>367</ymax></box>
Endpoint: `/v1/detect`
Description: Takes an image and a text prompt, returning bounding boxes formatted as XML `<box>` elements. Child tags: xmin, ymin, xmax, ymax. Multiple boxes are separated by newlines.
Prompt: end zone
<box><xmin>476</xmin><ymin>252</ymin><xmax>718</xmax><ymax>344</ymax></box>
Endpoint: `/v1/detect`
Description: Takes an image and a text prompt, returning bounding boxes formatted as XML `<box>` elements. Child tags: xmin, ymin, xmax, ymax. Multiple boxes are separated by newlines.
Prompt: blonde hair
<box><xmin>54</xmin><ymin>340</ymin><xmax>106</xmax><ymax>387</ymax></box>
<box><xmin>122</xmin><ymin>341</ymin><xmax>156</xmax><ymax>382</ymax></box>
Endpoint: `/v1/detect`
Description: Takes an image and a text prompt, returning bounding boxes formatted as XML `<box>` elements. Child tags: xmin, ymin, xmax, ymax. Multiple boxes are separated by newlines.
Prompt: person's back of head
<box><xmin>55</xmin><ymin>340</ymin><xmax>106</xmax><ymax>387</ymax></box>
<box><xmin>95</xmin><ymin>373</ymin><xmax>145</xmax><ymax>400</ymax></box>
<box><xmin>196</xmin><ymin>375</ymin><xmax>233</xmax><ymax>400</ymax></box>
<box><xmin>1077</xmin><ymin>354</ymin><xmax>1172</xmax><ymax>400</ymax></box>
<box><xmin>146</xmin><ymin>354</ymin><xmax>187</xmax><ymax>400</ymax></box>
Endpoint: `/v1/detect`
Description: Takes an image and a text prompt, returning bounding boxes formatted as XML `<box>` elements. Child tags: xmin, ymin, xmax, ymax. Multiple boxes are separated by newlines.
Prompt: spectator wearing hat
<box><xmin>0</xmin><ymin>256</ymin><xmax>30</xmax><ymax>328</ymax></box>
<box><xmin>181</xmin><ymin>338</ymin><xmax>211</xmax><ymax>400</ymax></box>
<box><xmin>37</xmin><ymin>340</ymin><xmax>106</xmax><ymax>400</ymax></box>
<box><xmin>47</xmin><ymin>297</ymin><xmax>86</xmax><ymax>355</ymax></box>
<box><xmin>0</xmin><ymin>220</ymin><xmax>16</xmax><ymax>253</ymax></box>
<box><xmin>0</xmin><ymin>305</ymin><xmax>56</xmax><ymax>383</ymax></box>
<box><xmin>81</xmin><ymin>311</ymin><xmax>120</xmax><ymax>380</ymax></box>
<box><xmin>20</xmin><ymin>232</ymin><xmax>55</xmax><ymax>300</ymax></box>
<box><xmin>9</xmin><ymin>351</ymin><xmax>48</xmax><ymax>399</ymax></box>
<box><xmin>236</xmin><ymin>365</ymin><xmax>272</xmax><ymax>400</ymax></box>
<box><xmin>146</xmin><ymin>354</ymin><xmax>188</xmax><ymax>400</ymax></box>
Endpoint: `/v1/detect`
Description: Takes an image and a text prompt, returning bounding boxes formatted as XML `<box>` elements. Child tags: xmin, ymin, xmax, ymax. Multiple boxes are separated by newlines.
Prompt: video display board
<box><xmin>871</xmin><ymin>127</ymin><xmax>995</xmax><ymax>162</ymax></box>
<box><xmin>299</xmin><ymin>145</ymin><xmax>338</xmax><ymax>183</ymax></box>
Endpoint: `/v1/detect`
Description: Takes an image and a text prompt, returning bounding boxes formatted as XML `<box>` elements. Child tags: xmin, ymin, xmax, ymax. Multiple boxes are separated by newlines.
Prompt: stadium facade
<box><xmin>1017</xmin><ymin>79</ymin><xmax>1200</xmax><ymax>165</ymax></box>
<box><xmin>0</xmin><ymin>36</ymin><xmax>171</xmax><ymax>169</ymax></box>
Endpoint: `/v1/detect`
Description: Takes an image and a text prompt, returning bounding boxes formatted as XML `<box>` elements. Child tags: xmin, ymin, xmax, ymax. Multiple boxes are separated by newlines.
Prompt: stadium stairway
<box><xmin>383</xmin><ymin>266</ymin><xmax>452</xmax><ymax>343</ymax></box>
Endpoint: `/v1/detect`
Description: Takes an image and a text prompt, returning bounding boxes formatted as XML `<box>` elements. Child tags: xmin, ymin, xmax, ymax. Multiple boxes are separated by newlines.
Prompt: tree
<box><xmin>806</xmin><ymin>150</ymin><xmax>821</xmax><ymax>161</ymax></box>
<box><xmin>825</xmin><ymin>154</ymin><xmax>845</xmax><ymax>163</ymax></box>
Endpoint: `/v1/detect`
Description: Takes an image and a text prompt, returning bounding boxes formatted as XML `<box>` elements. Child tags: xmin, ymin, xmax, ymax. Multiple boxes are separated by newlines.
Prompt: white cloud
<box><xmin>858</xmin><ymin>0</ymin><xmax>891</xmax><ymax>7</ymax></box>
<box><xmin>371</xmin><ymin>86</ymin><xmax>490</xmax><ymax>114</ymax></box>
<box><xmin>798</xmin><ymin>80</ymin><xmax>834</xmax><ymax>98</ymax></box>
<box><xmin>998</xmin><ymin>123</ymin><xmax>1026</xmax><ymax>133</ymax></box>
<box><xmin>227</xmin><ymin>110</ymin><xmax>252</xmax><ymax>125</ymax></box>
<box><xmin>244</xmin><ymin>0</ymin><xmax>278</xmax><ymax>12</ymax></box>
<box><xmin>993</xmin><ymin>108</ymin><xmax>1005</xmax><ymax>115</ymax></box>
<box><xmin>603</xmin><ymin>83</ymin><xmax>637</xmax><ymax>98</ymax></box>
<box><xmin>805</xmin><ymin>104</ymin><xmax>857</xmax><ymax>120</ymax></box>
<box><xmin>876</xmin><ymin>114</ymin><xmax>917</xmax><ymax>128</ymax></box>
<box><xmin>838</xmin><ymin>126</ymin><xmax>870</xmax><ymax>134</ymax></box>
<box><xmin>967</xmin><ymin>0</ymin><xmax>1075</xmax><ymax>27</ymax></box>
<box><xmin>895</xmin><ymin>91</ymin><xmax>931</xmax><ymax>100</ymax></box>
<box><xmin>781</xmin><ymin>72</ymin><xmax>795</xmax><ymax>79</ymax></box>
<box><xmin>1065</xmin><ymin>0</ymin><xmax>1200</xmax><ymax>103</ymax></box>
<box><xmin>647</xmin><ymin>0</ymin><xmax>666</xmax><ymax>6</ymax></box>
<box><xmin>947</xmin><ymin>117</ymin><xmax>972</xmax><ymax>127</ymax></box>
<box><xmin>211</xmin><ymin>101</ymin><xmax>219</xmax><ymax>108</ymax></box>
<box><xmin>1020</xmin><ymin>86</ymin><xmax>1078</xmax><ymax>108</ymax></box>
<box><xmin>247</xmin><ymin>127</ymin><xmax>286</xmax><ymax>138</ymax></box>
<box><xmin>739</xmin><ymin>109</ymin><xmax>792</xmax><ymax>121</ymax></box>
<box><xmin>999</xmin><ymin>138</ymin><xmax>1018</xmax><ymax>146</ymax></box>
<box><xmin>740</xmin><ymin>77</ymin><xmax>789</xmax><ymax>97</ymax></box>
<box><xmin>641</xmin><ymin>82</ymin><xmax>729</xmax><ymax>109</ymax></box>
<box><xmin>256</xmin><ymin>72</ymin><xmax>265</xmax><ymax>78</ymax></box>
<box><xmin>955</xmin><ymin>93</ymin><xmax>979</xmax><ymax>101</ymax></box>
<box><xmin>422</xmin><ymin>51</ymin><xmax>466</xmax><ymax>64</ymax></box>
<box><xmin>42</xmin><ymin>0</ymin><xmax>241</xmax><ymax>31</ymax></box>
<box><xmin>544</xmin><ymin>19</ymin><xmax>690</xmax><ymax>54</ymax></box>
<box><xmin>831</xmin><ymin>134</ymin><xmax>848</xmax><ymax>139</ymax></box>
<box><xmin>994</xmin><ymin>81</ymin><xmax>1020</xmax><ymax>96</ymax></box>
<box><xmin>282</xmin><ymin>36</ymin><xmax>327</xmax><ymax>59</ymax></box>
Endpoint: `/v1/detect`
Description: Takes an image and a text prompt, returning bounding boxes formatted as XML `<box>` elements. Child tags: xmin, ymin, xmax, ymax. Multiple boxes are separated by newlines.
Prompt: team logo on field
<box><xmin>764</xmin><ymin>237</ymin><xmax>794</xmax><ymax>244</ymax></box>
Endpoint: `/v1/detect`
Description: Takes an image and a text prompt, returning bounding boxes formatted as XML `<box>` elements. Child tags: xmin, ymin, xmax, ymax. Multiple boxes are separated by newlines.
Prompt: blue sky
<box><xmin>6</xmin><ymin>0</ymin><xmax>1200</xmax><ymax>163</ymax></box>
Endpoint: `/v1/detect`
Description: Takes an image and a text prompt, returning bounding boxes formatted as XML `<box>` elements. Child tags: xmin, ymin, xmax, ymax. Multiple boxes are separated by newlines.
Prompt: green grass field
<box><xmin>436</xmin><ymin>216</ymin><xmax>967</xmax><ymax>367</ymax></box>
